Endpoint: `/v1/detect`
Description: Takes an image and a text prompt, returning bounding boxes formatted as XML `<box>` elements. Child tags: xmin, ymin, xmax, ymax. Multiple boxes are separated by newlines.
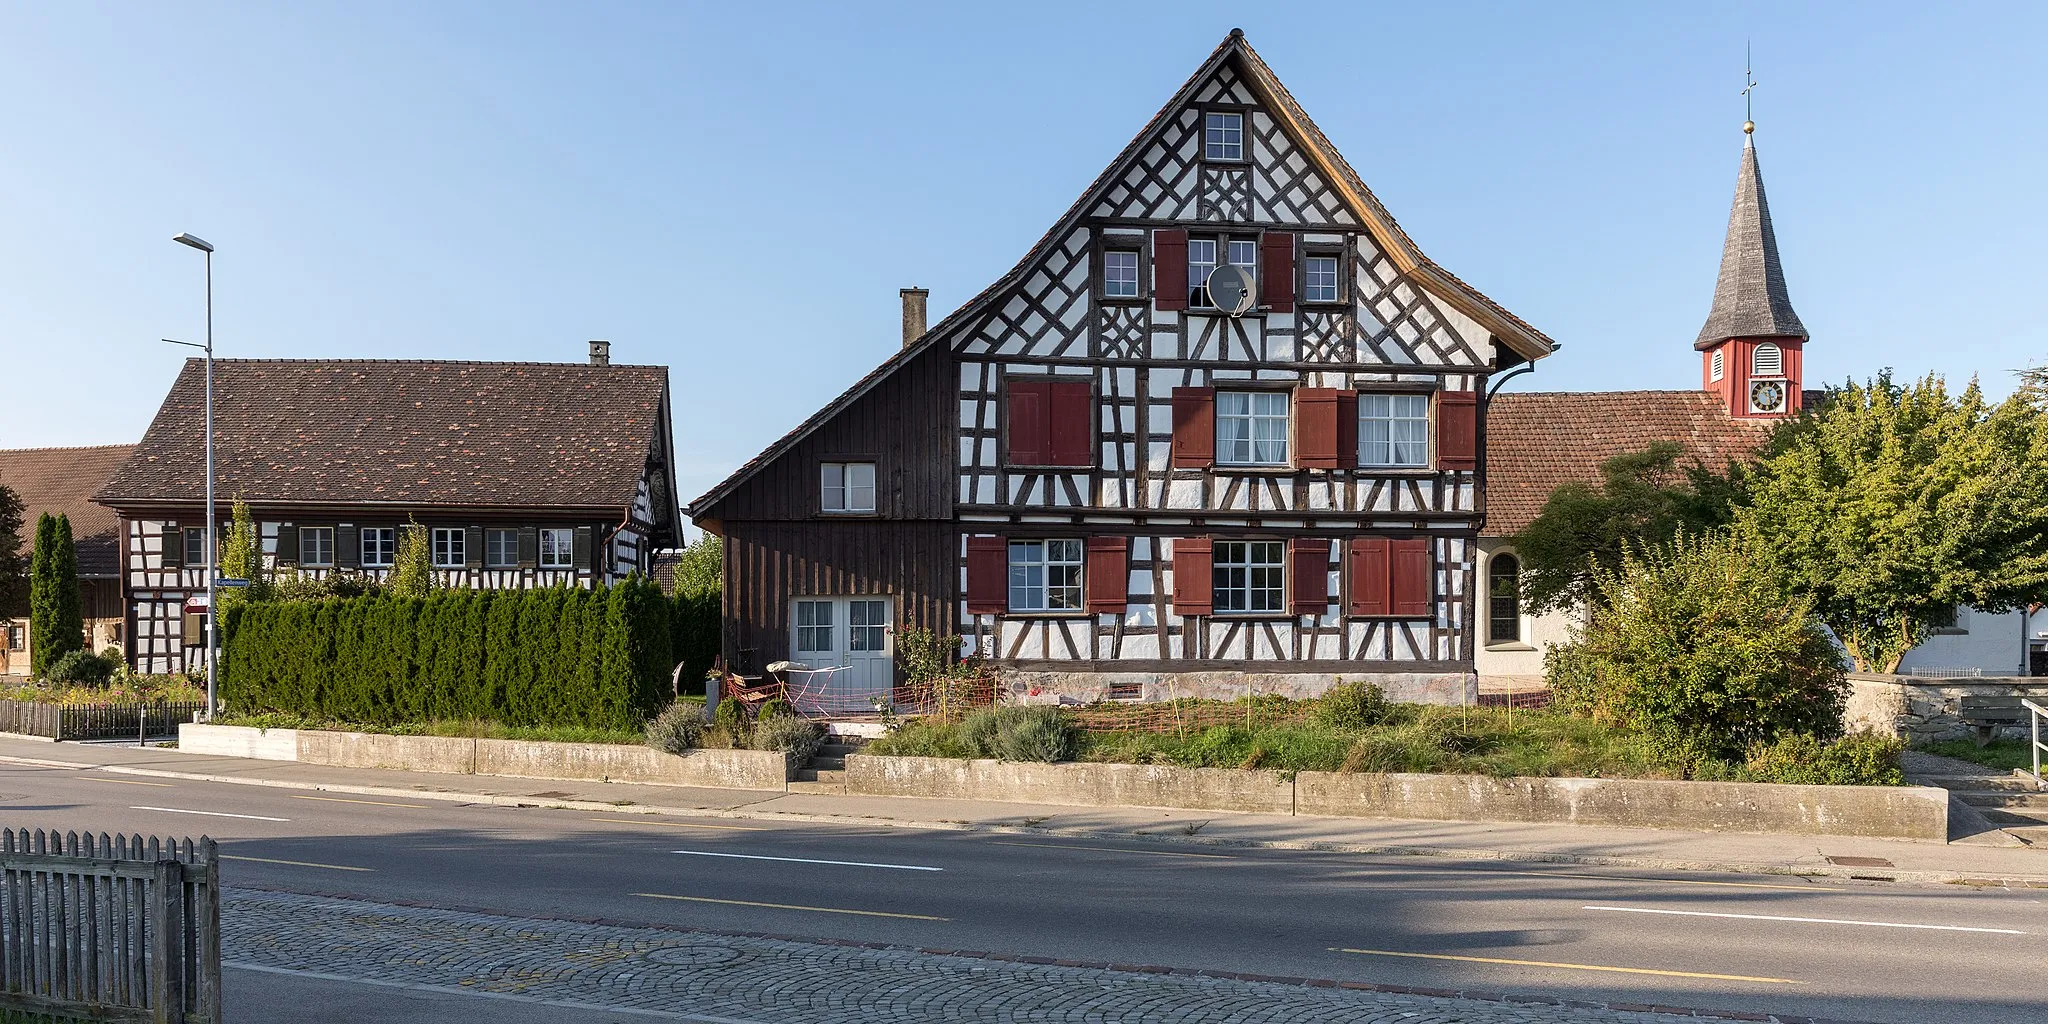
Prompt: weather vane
<box><xmin>1741</xmin><ymin>42</ymin><xmax>1758</xmax><ymax>135</ymax></box>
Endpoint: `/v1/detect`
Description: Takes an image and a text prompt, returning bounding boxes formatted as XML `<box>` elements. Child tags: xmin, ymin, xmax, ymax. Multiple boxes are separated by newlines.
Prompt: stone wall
<box><xmin>1001</xmin><ymin>670</ymin><xmax>1475</xmax><ymax>707</ymax></box>
<box><xmin>1845</xmin><ymin>673</ymin><xmax>2048</xmax><ymax>743</ymax></box>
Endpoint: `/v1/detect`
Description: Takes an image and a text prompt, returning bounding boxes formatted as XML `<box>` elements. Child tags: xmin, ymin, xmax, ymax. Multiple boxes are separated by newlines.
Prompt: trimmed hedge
<box><xmin>221</xmin><ymin>579</ymin><xmax>672</xmax><ymax>731</ymax></box>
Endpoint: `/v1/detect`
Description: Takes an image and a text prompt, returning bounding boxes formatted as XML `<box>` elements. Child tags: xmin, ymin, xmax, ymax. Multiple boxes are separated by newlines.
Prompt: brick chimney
<box><xmin>588</xmin><ymin>340</ymin><xmax>611</xmax><ymax>366</ymax></box>
<box><xmin>899</xmin><ymin>288</ymin><xmax>929</xmax><ymax>349</ymax></box>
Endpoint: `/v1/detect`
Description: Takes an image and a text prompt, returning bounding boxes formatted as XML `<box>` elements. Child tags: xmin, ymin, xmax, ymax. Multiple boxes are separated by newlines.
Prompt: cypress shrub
<box><xmin>222</xmin><ymin>581</ymin><xmax>668</xmax><ymax>730</ymax></box>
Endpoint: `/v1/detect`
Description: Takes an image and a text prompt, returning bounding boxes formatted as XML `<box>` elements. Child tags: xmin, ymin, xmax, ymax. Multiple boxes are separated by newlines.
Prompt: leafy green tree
<box><xmin>1740</xmin><ymin>373</ymin><xmax>2048</xmax><ymax>672</ymax></box>
<box><xmin>29</xmin><ymin>513</ymin><xmax>84</xmax><ymax>676</ymax></box>
<box><xmin>0</xmin><ymin>484</ymin><xmax>26</xmax><ymax>618</ymax></box>
<box><xmin>668</xmin><ymin>533</ymin><xmax>722</xmax><ymax>687</ymax></box>
<box><xmin>216</xmin><ymin>499</ymin><xmax>266</xmax><ymax>612</ymax></box>
<box><xmin>1547</xmin><ymin>531</ymin><xmax>1846</xmax><ymax>767</ymax></box>
<box><xmin>387</xmin><ymin>518</ymin><xmax>435</xmax><ymax>599</ymax></box>
<box><xmin>670</xmin><ymin>533</ymin><xmax>722</xmax><ymax>599</ymax></box>
<box><xmin>1511</xmin><ymin>442</ymin><xmax>1744</xmax><ymax>614</ymax></box>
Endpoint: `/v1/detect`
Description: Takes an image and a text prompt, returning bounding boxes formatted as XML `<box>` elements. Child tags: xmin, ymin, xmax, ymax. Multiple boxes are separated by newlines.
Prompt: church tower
<box><xmin>1696</xmin><ymin>121</ymin><xmax>1806</xmax><ymax>418</ymax></box>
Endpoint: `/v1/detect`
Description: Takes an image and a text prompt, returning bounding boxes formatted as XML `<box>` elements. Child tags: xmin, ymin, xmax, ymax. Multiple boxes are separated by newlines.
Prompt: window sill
<box><xmin>1002</xmin><ymin>611</ymin><xmax>1094</xmax><ymax>620</ymax></box>
<box><xmin>1350</xmin><ymin>467</ymin><xmax>1441</xmax><ymax>477</ymax></box>
<box><xmin>1208</xmin><ymin>612</ymin><xmax>1295</xmax><ymax>621</ymax></box>
<box><xmin>818</xmin><ymin>511</ymin><xmax>881</xmax><ymax>518</ymax></box>
<box><xmin>1098</xmin><ymin>296</ymin><xmax>1148</xmax><ymax>307</ymax></box>
<box><xmin>1211</xmin><ymin>464</ymin><xmax>1295</xmax><ymax>475</ymax></box>
<box><xmin>1004</xmin><ymin>464</ymin><xmax>1097</xmax><ymax>472</ymax></box>
<box><xmin>1347</xmin><ymin>615</ymin><xmax>1436</xmax><ymax>623</ymax></box>
<box><xmin>1929</xmin><ymin>628</ymin><xmax>1969</xmax><ymax>636</ymax></box>
<box><xmin>1484</xmin><ymin>642</ymin><xmax>1537</xmax><ymax>653</ymax></box>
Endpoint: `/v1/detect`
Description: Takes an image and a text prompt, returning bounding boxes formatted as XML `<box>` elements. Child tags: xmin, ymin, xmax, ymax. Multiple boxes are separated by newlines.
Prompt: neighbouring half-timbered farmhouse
<box><xmin>0</xmin><ymin>444</ymin><xmax>136</xmax><ymax>673</ymax></box>
<box><xmin>95</xmin><ymin>348</ymin><xmax>680</xmax><ymax>673</ymax></box>
<box><xmin>689</xmin><ymin>31</ymin><xmax>1557</xmax><ymax>704</ymax></box>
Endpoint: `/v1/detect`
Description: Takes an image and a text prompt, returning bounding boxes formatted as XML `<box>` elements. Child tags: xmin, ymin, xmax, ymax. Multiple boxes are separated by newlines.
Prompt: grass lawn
<box><xmin>1</xmin><ymin>676</ymin><xmax>208</xmax><ymax>706</ymax></box>
<box><xmin>1916</xmin><ymin>737</ymin><xmax>2042</xmax><ymax>774</ymax></box>
<box><xmin>212</xmin><ymin>712</ymin><xmax>646</xmax><ymax>747</ymax></box>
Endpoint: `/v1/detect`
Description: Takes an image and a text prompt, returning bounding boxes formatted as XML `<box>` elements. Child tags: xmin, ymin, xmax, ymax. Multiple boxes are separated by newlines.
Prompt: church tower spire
<box><xmin>1696</xmin><ymin>119</ymin><xmax>1807</xmax><ymax>417</ymax></box>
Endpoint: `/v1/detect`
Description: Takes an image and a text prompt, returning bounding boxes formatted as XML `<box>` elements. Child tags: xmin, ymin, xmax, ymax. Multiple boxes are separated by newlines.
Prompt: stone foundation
<box><xmin>999</xmin><ymin>669</ymin><xmax>1476</xmax><ymax>706</ymax></box>
<box><xmin>1845</xmin><ymin>673</ymin><xmax>2048</xmax><ymax>743</ymax></box>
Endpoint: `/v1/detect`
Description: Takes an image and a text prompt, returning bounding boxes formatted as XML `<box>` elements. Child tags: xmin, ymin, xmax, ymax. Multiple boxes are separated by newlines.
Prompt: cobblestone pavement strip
<box><xmin>220</xmin><ymin>889</ymin><xmax>1825</xmax><ymax>1024</ymax></box>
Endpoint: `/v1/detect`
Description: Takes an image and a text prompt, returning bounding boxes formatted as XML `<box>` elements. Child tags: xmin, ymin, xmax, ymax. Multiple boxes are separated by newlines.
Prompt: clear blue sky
<box><xmin>4</xmin><ymin>2</ymin><xmax>2042</xmax><ymax>518</ymax></box>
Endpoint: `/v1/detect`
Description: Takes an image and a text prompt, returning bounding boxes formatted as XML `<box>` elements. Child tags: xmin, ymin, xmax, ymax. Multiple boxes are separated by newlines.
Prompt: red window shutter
<box><xmin>1289</xmin><ymin>538</ymin><xmax>1330</xmax><ymax>615</ymax></box>
<box><xmin>1085</xmin><ymin>537</ymin><xmax>1129</xmax><ymax>613</ymax></box>
<box><xmin>1260</xmin><ymin>231</ymin><xmax>1295</xmax><ymax>313</ymax></box>
<box><xmin>1154</xmin><ymin>229</ymin><xmax>1188</xmax><ymax>312</ymax></box>
<box><xmin>1171</xmin><ymin>537</ymin><xmax>1213</xmax><ymax>616</ymax></box>
<box><xmin>1436</xmin><ymin>390</ymin><xmax>1478</xmax><ymax>471</ymax></box>
<box><xmin>1171</xmin><ymin>387</ymin><xmax>1215</xmax><ymax>467</ymax></box>
<box><xmin>1336</xmin><ymin>390</ymin><xmax>1359</xmax><ymax>470</ymax></box>
<box><xmin>1295</xmin><ymin>387</ymin><xmax>1339</xmax><ymax>468</ymax></box>
<box><xmin>1348</xmin><ymin>536</ymin><xmax>1389</xmax><ymax>617</ymax></box>
<box><xmin>1048</xmin><ymin>380</ymin><xmax>1094</xmax><ymax>467</ymax></box>
<box><xmin>1006</xmin><ymin>380</ymin><xmax>1050</xmax><ymax>466</ymax></box>
<box><xmin>1390</xmin><ymin>537</ymin><xmax>1433</xmax><ymax>618</ymax></box>
<box><xmin>965</xmin><ymin>536</ymin><xmax>1008</xmax><ymax>615</ymax></box>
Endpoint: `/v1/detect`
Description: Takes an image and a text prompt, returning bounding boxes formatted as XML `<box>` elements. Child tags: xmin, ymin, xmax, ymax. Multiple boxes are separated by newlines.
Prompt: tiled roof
<box><xmin>98</xmin><ymin>359</ymin><xmax>669</xmax><ymax>511</ymax></box>
<box><xmin>1485</xmin><ymin>390</ymin><xmax>1775</xmax><ymax>536</ymax></box>
<box><xmin>0</xmin><ymin>445</ymin><xmax>137</xmax><ymax>578</ymax></box>
<box><xmin>1695</xmin><ymin>137</ymin><xmax>1806</xmax><ymax>348</ymax></box>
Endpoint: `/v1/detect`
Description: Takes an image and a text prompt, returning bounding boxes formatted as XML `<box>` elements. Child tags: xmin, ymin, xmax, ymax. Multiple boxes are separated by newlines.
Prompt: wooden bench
<box><xmin>1957</xmin><ymin>696</ymin><xmax>2040</xmax><ymax>739</ymax></box>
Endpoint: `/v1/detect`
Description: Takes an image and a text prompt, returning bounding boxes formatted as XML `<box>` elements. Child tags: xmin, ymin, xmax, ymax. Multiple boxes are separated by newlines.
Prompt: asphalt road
<box><xmin>5</xmin><ymin>759</ymin><xmax>2044</xmax><ymax>1024</ymax></box>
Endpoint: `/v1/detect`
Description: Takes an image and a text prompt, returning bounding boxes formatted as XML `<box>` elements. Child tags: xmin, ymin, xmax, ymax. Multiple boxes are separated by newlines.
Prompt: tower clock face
<box><xmin>1750</xmin><ymin>379</ymin><xmax>1787</xmax><ymax>413</ymax></box>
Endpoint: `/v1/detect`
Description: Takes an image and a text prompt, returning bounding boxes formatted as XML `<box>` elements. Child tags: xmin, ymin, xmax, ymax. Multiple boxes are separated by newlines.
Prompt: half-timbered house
<box><xmin>690</xmin><ymin>31</ymin><xmax>1556</xmax><ymax>704</ymax></box>
<box><xmin>0</xmin><ymin>444</ymin><xmax>135</xmax><ymax>673</ymax></box>
<box><xmin>95</xmin><ymin>346</ymin><xmax>680</xmax><ymax>673</ymax></box>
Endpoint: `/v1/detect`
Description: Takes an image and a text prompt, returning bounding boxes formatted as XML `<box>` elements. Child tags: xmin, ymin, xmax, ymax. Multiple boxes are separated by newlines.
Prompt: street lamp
<box><xmin>166</xmin><ymin>232</ymin><xmax>216</xmax><ymax>719</ymax></box>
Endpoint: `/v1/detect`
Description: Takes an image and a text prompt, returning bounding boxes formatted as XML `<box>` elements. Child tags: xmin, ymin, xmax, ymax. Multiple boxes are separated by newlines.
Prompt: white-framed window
<box><xmin>1227</xmin><ymin>239</ymin><xmax>1256</xmax><ymax>272</ymax></box>
<box><xmin>182</xmin><ymin>527</ymin><xmax>212</xmax><ymax>567</ymax></box>
<box><xmin>1188</xmin><ymin>238</ymin><xmax>1218</xmax><ymax>308</ymax></box>
<box><xmin>1204</xmin><ymin>110</ymin><xmax>1243</xmax><ymax>161</ymax></box>
<box><xmin>1217</xmin><ymin>391</ymin><xmax>1290</xmax><ymax>466</ymax></box>
<box><xmin>1488</xmin><ymin>552</ymin><xmax>1522</xmax><ymax>645</ymax></box>
<box><xmin>1103</xmin><ymin>250</ymin><xmax>1140</xmax><ymax>298</ymax></box>
<box><xmin>821</xmin><ymin>462</ymin><xmax>877</xmax><ymax>514</ymax></box>
<box><xmin>1305</xmin><ymin>255</ymin><xmax>1340</xmax><ymax>303</ymax></box>
<box><xmin>1360</xmin><ymin>393</ymin><xmax>1431</xmax><ymax>467</ymax></box>
<box><xmin>360</xmin><ymin>527</ymin><xmax>395</xmax><ymax>567</ymax></box>
<box><xmin>299</xmin><ymin>527</ymin><xmax>335</xmax><ymax>567</ymax></box>
<box><xmin>1213</xmin><ymin>540</ymin><xmax>1285</xmax><ymax>614</ymax></box>
<box><xmin>850</xmin><ymin>599</ymin><xmax>888</xmax><ymax>652</ymax></box>
<box><xmin>483</xmin><ymin>529</ymin><xmax>517</xmax><ymax>568</ymax></box>
<box><xmin>431</xmin><ymin>527</ymin><xmax>465</xmax><ymax>568</ymax></box>
<box><xmin>540</xmin><ymin>528</ymin><xmax>575</xmax><ymax>569</ymax></box>
<box><xmin>5</xmin><ymin>622</ymin><xmax>22</xmax><ymax>651</ymax></box>
<box><xmin>1753</xmin><ymin>342</ymin><xmax>1783</xmax><ymax>377</ymax></box>
<box><xmin>1007</xmin><ymin>539</ymin><xmax>1084</xmax><ymax>613</ymax></box>
<box><xmin>1709</xmin><ymin>349</ymin><xmax>1724</xmax><ymax>382</ymax></box>
<box><xmin>795</xmin><ymin>600</ymin><xmax>835</xmax><ymax>654</ymax></box>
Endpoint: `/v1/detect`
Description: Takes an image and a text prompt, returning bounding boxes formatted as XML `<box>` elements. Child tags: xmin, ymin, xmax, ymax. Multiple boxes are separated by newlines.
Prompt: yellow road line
<box><xmin>83</xmin><ymin>776</ymin><xmax>174</xmax><ymax>787</ymax></box>
<box><xmin>586</xmin><ymin>816</ymin><xmax>769</xmax><ymax>832</ymax></box>
<box><xmin>222</xmin><ymin>854</ymin><xmax>374</xmax><ymax>873</ymax></box>
<box><xmin>1330</xmin><ymin>947</ymin><xmax>1801</xmax><ymax>985</ymax></box>
<box><xmin>989</xmin><ymin>840</ymin><xmax>1236</xmax><ymax>860</ymax></box>
<box><xmin>634</xmin><ymin>893</ymin><xmax>948</xmax><ymax>921</ymax></box>
<box><xmin>291</xmin><ymin>794</ymin><xmax>430</xmax><ymax>809</ymax></box>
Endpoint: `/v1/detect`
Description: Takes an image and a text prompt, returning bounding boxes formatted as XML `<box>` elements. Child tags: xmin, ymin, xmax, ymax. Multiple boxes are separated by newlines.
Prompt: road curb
<box><xmin>11</xmin><ymin>753</ymin><xmax>2048</xmax><ymax>889</ymax></box>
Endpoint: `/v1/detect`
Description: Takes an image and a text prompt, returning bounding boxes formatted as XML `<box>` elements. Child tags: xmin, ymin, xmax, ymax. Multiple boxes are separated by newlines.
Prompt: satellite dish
<box><xmin>1206</xmin><ymin>264</ymin><xmax>1255</xmax><ymax>316</ymax></box>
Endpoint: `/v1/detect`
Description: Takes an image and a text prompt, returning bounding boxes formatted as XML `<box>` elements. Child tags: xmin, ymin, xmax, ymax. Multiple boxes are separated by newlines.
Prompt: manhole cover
<box><xmin>1825</xmin><ymin>855</ymin><xmax>1895</xmax><ymax>868</ymax></box>
<box><xmin>645</xmin><ymin>945</ymin><xmax>744</xmax><ymax>967</ymax></box>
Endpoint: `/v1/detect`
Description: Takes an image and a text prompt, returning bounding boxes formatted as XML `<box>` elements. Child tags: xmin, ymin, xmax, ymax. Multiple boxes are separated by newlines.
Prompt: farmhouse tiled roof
<box><xmin>1695</xmin><ymin>136</ymin><xmax>1806</xmax><ymax>348</ymax></box>
<box><xmin>1485</xmin><ymin>390</ymin><xmax>1775</xmax><ymax>536</ymax></box>
<box><xmin>97</xmin><ymin>359</ymin><xmax>670</xmax><ymax>511</ymax></box>
<box><xmin>0</xmin><ymin>445</ymin><xmax>137</xmax><ymax>578</ymax></box>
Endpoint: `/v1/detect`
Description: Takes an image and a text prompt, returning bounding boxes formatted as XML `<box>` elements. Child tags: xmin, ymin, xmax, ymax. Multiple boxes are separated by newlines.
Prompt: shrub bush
<box><xmin>219</xmin><ymin>579</ymin><xmax>671</xmax><ymax>731</ymax></box>
<box><xmin>1545</xmin><ymin>532</ymin><xmax>1846</xmax><ymax>765</ymax></box>
<box><xmin>990</xmin><ymin>705</ymin><xmax>1079</xmax><ymax>763</ymax></box>
<box><xmin>644</xmin><ymin>700</ymin><xmax>706</xmax><ymax>755</ymax></box>
<box><xmin>1737</xmin><ymin>733</ymin><xmax>1904</xmax><ymax>786</ymax></box>
<box><xmin>713</xmin><ymin>694</ymin><xmax>751</xmax><ymax>742</ymax></box>
<box><xmin>756</xmin><ymin>698</ymin><xmax>793</xmax><ymax>722</ymax></box>
<box><xmin>44</xmin><ymin>649</ymin><xmax>113</xmax><ymax>686</ymax></box>
<box><xmin>1313</xmin><ymin>680</ymin><xmax>1392</xmax><ymax>730</ymax></box>
<box><xmin>749</xmin><ymin>715</ymin><xmax>824</xmax><ymax>770</ymax></box>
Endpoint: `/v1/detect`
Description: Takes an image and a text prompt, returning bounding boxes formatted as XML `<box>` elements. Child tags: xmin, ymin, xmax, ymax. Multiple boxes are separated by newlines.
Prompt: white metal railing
<box><xmin>1904</xmin><ymin>666</ymin><xmax>1984</xmax><ymax>678</ymax></box>
<box><xmin>2025</xmin><ymin>699</ymin><xmax>2047</xmax><ymax>789</ymax></box>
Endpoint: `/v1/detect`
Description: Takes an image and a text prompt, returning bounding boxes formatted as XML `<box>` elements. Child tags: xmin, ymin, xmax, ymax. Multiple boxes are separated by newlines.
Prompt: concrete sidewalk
<box><xmin>6</xmin><ymin>736</ymin><xmax>2046</xmax><ymax>886</ymax></box>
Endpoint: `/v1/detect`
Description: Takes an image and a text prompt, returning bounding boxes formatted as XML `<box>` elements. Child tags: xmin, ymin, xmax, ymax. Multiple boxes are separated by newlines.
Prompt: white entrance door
<box><xmin>790</xmin><ymin>598</ymin><xmax>893</xmax><ymax>713</ymax></box>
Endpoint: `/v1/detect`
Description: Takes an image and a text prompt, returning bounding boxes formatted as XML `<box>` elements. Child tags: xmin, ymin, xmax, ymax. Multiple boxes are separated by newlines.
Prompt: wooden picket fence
<box><xmin>0</xmin><ymin>829</ymin><xmax>220</xmax><ymax>1023</ymax></box>
<box><xmin>0</xmin><ymin>701</ymin><xmax>206</xmax><ymax>742</ymax></box>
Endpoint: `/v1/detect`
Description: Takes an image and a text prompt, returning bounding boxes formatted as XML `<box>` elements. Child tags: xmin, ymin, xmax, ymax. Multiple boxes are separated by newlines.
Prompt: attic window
<box><xmin>1709</xmin><ymin>349</ymin><xmax>1724</xmax><ymax>382</ymax></box>
<box><xmin>1204</xmin><ymin>111</ymin><xmax>1243</xmax><ymax>161</ymax></box>
<box><xmin>1753</xmin><ymin>342</ymin><xmax>1783</xmax><ymax>377</ymax></box>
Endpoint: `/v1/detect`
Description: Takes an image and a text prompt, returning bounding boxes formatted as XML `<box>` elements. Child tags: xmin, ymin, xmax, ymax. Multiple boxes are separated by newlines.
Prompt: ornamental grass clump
<box><xmin>644</xmin><ymin>699</ymin><xmax>706</xmax><ymax>755</ymax></box>
<box><xmin>749</xmin><ymin>715</ymin><xmax>825</xmax><ymax>770</ymax></box>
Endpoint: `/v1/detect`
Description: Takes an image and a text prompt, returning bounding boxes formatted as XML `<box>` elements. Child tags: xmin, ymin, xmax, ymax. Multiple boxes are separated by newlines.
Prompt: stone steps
<box><xmin>787</xmin><ymin>736</ymin><xmax>865</xmax><ymax>793</ymax></box>
<box><xmin>1956</xmin><ymin>791</ymin><xmax>2048</xmax><ymax>811</ymax></box>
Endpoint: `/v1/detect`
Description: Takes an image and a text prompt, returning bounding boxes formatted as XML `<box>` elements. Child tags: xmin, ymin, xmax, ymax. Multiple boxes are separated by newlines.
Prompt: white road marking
<box><xmin>227</xmin><ymin>963</ymin><xmax>770</xmax><ymax>1023</ymax></box>
<box><xmin>671</xmin><ymin>850</ymin><xmax>941</xmax><ymax>872</ymax></box>
<box><xmin>130</xmin><ymin>806</ymin><xmax>290</xmax><ymax>822</ymax></box>
<box><xmin>1582</xmin><ymin>905</ymin><xmax>2027</xmax><ymax>935</ymax></box>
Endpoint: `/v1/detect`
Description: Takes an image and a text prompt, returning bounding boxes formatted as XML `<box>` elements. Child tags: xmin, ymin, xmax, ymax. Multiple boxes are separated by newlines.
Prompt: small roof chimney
<box><xmin>899</xmin><ymin>288</ymin><xmax>929</xmax><ymax>349</ymax></box>
<box><xmin>588</xmin><ymin>340</ymin><xmax>611</xmax><ymax>366</ymax></box>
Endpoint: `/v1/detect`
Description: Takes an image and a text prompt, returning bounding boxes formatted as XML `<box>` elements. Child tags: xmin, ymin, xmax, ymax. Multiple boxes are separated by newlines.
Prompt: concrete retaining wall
<box><xmin>178</xmin><ymin>724</ymin><xmax>788</xmax><ymax>792</ymax></box>
<box><xmin>843</xmin><ymin>754</ymin><xmax>1950</xmax><ymax>841</ymax></box>
<box><xmin>844</xmin><ymin>755</ymin><xmax>1294</xmax><ymax>814</ymax></box>
<box><xmin>1002</xmin><ymin>670</ymin><xmax>1476</xmax><ymax>707</ymax></box>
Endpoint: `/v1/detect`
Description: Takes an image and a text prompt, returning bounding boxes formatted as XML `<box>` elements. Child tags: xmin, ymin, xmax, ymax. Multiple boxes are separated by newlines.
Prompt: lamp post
<box><xmin>166</xmin><ymin>232</ymin><xmax>216</xmax><ymax>720</ymax></box>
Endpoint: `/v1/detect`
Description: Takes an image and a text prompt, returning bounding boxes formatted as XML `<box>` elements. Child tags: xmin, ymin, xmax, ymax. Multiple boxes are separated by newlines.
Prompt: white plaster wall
<box><xmin>1896</xmin><ymin>607</ymin><xmax>2042</xmax><ymax>676</ymax></box>
<box><xmin>1473</xmin><ymin>538</ymin><xmax>1582</xmax><ymax>686</ymax></box>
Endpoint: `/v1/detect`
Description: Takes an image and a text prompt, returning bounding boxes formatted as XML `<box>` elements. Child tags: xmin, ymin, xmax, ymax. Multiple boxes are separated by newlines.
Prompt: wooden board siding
<box><xmin>703</xmin><ymin>343</ymin><xmax>954</xmax><ymax>523</ymax></box>
<box><xmin>721</xmin><ymin>521</ymin><xmax>956</xmax><ymax>676</ymax></box>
